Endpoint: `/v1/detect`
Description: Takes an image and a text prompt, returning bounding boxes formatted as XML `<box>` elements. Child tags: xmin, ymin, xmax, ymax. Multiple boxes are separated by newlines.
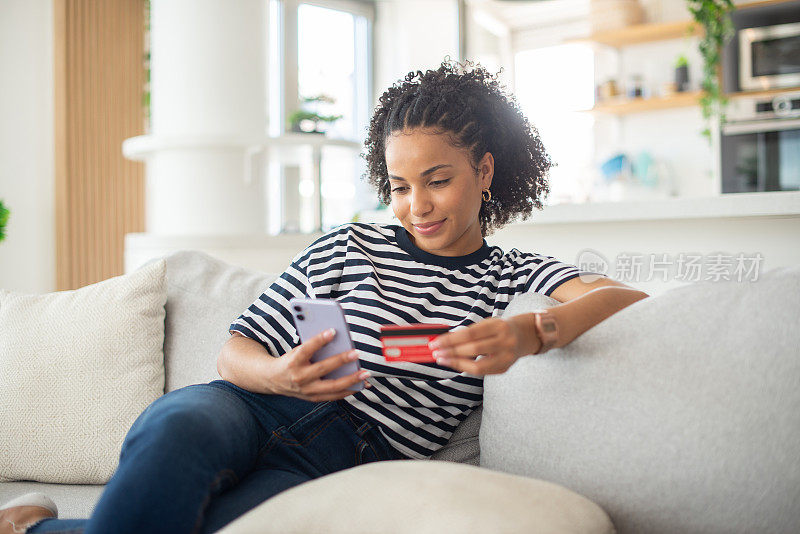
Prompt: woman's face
<box><xmin>385</xmin><ymin>127</ymin><xmax>493</xmax><ymax>257</ymax></box>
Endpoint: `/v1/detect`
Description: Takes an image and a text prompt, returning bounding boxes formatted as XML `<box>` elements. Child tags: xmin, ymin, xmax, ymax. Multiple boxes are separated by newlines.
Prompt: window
<box><xmin>268</xmin><ymin>0</ymin><xmax>374</xmax><ymax>234</ymax></box>
<box><xmin>515</xmin><ymin>43</ymin><xmax>595</xmax><ymax>205</ymax></box>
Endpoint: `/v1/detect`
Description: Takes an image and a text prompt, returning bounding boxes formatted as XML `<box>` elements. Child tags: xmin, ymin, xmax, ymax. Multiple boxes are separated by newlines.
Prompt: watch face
<box><xmin>534</xmin><ymin>312</ymin><xmax>558</xmax><ymax>354</ymax></box>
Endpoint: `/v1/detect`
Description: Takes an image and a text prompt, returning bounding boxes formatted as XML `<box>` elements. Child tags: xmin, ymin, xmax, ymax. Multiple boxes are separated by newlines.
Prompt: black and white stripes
<box><xmin>229</xmin><ymin>223</ymin><xmax>594</xmax><ymax>459</ymax></box>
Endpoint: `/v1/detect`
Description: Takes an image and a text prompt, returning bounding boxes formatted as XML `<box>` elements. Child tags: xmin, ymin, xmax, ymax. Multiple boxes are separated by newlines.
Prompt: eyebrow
<box><xmin>388</xmin><ymin>164</ymin><xmax>453</xmax><ymax>181</ymax></box>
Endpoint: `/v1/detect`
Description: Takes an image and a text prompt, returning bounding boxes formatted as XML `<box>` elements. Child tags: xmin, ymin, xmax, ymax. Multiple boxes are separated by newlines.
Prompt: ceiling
<box><xmin>466</xmin><ymin>0</ymin><xmax>590</xmax><ymax>30</ymax></box>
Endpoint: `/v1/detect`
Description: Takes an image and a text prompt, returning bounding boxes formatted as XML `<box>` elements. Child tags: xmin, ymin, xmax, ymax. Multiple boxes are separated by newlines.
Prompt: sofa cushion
<box><xmin>218</xmin><ymin>460</ymin><xmax>615</xmax><ymax>534</ymax></box>
<box><xmin>0</xmin><ymin>260</ymin><xmax>166</xmax><ymax>484</ymax></box>
<box><xmin>429</xmin><ymin>406</ymin><xmax>481</xmax><ymax>465</ymax></box>
<box><xmin>157</xmin><ymin>251</ymin><xmax>277</xmax><ymax>392</ymax></box>
<box><xmin>481</xmin><ymin>266</ymin><xmax>800</xmax><ymax>533</ymax></box>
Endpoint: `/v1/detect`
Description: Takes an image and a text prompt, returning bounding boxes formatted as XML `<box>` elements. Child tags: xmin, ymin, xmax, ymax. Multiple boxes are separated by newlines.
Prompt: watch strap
<box><xmin>532</xmin><ymin>309</ymin><xmax>558</xmax><ymax>355</ymax></box>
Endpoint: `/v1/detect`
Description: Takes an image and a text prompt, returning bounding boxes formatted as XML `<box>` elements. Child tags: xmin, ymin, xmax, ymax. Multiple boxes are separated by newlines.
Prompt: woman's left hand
<box><xmin>428</xmin><ymin>315</ymin><xmax>541</xmax><ymax>376</ymax></box>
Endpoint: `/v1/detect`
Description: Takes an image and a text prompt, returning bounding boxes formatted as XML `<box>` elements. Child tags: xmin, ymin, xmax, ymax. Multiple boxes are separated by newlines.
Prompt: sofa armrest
<box><xmin>481</xmin><ymin>267</ymin><xmax>800</xmax><ymax>533</ymax></box>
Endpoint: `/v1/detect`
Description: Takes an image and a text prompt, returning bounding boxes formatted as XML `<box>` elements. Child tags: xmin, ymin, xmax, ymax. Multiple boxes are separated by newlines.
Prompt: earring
<box><xmin>482</xmin><ymin>189</ymin><xmax>492</xmax><ymax>202</ymax></box>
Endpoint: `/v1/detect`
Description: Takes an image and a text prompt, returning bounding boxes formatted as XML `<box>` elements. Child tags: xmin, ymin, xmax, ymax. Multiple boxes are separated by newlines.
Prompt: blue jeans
<box><xmin>27</xmin><ymin>380</ymin><xmax>406</xmax><ymax>534</ymax></box>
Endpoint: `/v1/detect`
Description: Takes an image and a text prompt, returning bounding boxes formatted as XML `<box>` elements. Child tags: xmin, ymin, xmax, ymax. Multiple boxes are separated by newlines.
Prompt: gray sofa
<box><xmin>2</xmin><ymin>250</ymin><xmax>798</xmax><ymax>533</ymax></box>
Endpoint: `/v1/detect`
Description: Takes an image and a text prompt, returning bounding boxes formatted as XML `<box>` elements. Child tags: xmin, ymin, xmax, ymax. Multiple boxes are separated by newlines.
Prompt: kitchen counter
<box><xmin>357</xmin><ymin>191</ymin><xmax>800</xmax><ymax>226</ymax></box>
<box><xmin>525</xmin><ymin>191</ymin><xmax>800</xmax><ymax>225</ymax></box>
<box><xmin>125</xmin><ymin>191</ymin><xmax>800</xmax><ymax>297</ymax></box>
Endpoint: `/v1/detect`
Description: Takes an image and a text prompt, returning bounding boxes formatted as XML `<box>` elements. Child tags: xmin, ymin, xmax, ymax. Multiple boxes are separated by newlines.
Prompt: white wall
<box><xmin>0</xmin><ymin>0</ymin><xmax>54</xmax><ymax>293</ymax></box>
<box><xmin>590</xmin><ymin>3</ymin><xmax>715</xmax><ymax>199</ymax></box>
<box><xmin>373</xmin><ymin>0</ymin><xmax>460</xmax><ymax>105</ymax></box>
<box><xmin>590</xmin><ymin>0</ymin><xmax>772</xmax><ymax>199</ymax></box>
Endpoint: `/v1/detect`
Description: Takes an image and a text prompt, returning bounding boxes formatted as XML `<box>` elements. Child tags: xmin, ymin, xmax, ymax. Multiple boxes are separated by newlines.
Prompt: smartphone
<box><xmin>289</xmin><ymin>298</ymin><xmax>363</xmax><ymax>392</ymax></box>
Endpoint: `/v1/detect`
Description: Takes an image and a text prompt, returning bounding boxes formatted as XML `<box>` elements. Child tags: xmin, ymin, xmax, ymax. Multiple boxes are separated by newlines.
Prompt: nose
<box><xmin>409</xmin><ymin>187</ymin><xmax>433</xmax><ymax>218</ymax></box>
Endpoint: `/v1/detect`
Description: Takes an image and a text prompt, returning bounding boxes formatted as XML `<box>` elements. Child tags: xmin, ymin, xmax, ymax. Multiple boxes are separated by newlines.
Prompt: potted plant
<box><xmin>674</xmin><ymin>54</ymin><xmax>690</xmax><ymax>92</ymax></box>
<box><xmin>0</xmin><ymin>200</ymin><xmax>9</xmax><ymax>243</ymax></box>
<box><xmin>686</xmin><ymin>0</ymin><xmax>735</xmax><ymax>140</ymax></box>
<box><xmin>288</xmin><ymin>95</ymin><xmax>343</xmax><ymax>134</ymax></box>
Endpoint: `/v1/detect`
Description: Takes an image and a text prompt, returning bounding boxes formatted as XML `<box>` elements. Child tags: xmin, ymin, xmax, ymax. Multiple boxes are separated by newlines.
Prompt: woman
<box><xmin>1</xmin><ymin>60</ymin><xmax>648</xmax><ymax>534</ymax></box>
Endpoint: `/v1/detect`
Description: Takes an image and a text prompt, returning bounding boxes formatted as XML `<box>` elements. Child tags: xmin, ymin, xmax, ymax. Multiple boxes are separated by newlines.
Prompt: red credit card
<box><xmin>379</xmin><ymin>324</ymin><xmax>450</xmax><ymax>363</ymax></box>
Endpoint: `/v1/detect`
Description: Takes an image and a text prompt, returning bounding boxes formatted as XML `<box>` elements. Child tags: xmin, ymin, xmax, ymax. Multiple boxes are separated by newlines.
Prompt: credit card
<box><xmin>379</xmin><ymin>324</ymin><xmax>450</xmax><ymax>363</ymax></box>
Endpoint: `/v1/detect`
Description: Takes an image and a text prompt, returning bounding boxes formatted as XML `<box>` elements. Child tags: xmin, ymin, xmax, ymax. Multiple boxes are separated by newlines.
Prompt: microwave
<box><xmin>739</xmin><ymin>22</ymin><xmax>800</xmax><ymax>91</ymax></box>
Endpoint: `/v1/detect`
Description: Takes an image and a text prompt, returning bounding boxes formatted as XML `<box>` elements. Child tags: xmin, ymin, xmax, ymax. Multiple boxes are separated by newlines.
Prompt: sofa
<box><xmin>1</xmin><ymin>250</ymin><xmax>798</xmax><ymax>533</ymax></box>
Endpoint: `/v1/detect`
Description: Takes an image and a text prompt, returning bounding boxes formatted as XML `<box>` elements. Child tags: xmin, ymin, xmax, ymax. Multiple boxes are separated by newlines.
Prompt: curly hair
<box><xmin>363</xmin><ymin>59</ymin><xmax>553</xmax><ymax>236</ymax></box>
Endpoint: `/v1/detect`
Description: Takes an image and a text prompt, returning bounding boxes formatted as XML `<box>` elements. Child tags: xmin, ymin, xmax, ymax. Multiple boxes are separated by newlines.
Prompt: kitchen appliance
<box><xmin>720</xmin><ymin>92</ymin><xmax>800</xmax><ymax>194</ymax></box>
<box><xmin>739</xmin><ymin>21</ymin><xmax>800</xmax><ymax>91</ymax></box>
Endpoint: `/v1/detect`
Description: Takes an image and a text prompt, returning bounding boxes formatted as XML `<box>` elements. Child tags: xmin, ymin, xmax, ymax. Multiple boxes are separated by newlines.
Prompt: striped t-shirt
<box><xmin>229</xmin><ymin>222</ymin><xmax>596</xmax><ymax>459</ymax></box>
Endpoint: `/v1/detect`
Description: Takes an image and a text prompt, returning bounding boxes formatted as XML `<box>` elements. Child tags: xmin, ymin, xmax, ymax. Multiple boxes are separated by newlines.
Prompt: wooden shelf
<box><xmin>727</xmin><ymin>87</ymin><xmax>800</xmax><ymax>100</ymax></box>
<box><xmin>576</xmin><ymin>1</ymin><xmax>795</xmax><ymax>48</ymax></box>
<box><xmin>735</xmin><ymin>0</ymin><xmax>800</xmax><ymax>10</ymax></box>
<box><xmin>589</xmin><ymin>87</ymin><xmax>800</xmax><ymax>115</ymax></box>
<box><xmin>578</xmin><ymin>2</ymin><xmax>800</xmax><ymax>116</ymax></box>
<box><xmin>590</xmin><ymin>91</ymin><xmax>703</xmax><ymax>115</ymax></box>
<box><xmin>576</xmin><ymin>20</ymin><xmax>702</xmax><ymax>48</ymax></box>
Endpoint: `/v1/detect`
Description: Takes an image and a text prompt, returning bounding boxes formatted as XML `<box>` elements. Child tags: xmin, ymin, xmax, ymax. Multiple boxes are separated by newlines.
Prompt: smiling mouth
<box><xmin>413</xmin><ymin>219</ymin><xmax>445</xmax><ymax>229</ymax></box>
<box><xmin>412</xmin><ymin>219</ymin><xmax>446</xmax><ymax>235</ymax></box>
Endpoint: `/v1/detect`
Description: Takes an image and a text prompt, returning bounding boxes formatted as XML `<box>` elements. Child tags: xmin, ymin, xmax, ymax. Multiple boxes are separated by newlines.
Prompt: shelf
<box><xmin>575</xmin><ymin>20</ymin><xmax>702</xmax><ymax>48</ymax></box>
<box><xmin>577</xmin><ymin>0</ymin><xmax>797</xmax><ymax>48</ymax></box>
<box><xmin>735</xmin><ymin>0</ymin><xmax>800</xmax><ymax>10</ymax></box>
<box><xmin>590</xmin><ymin>91</ymin><xmax>703</xmax><ymax>115</ymax></box>
<box><xmin>589</xmin><ymin>87</ymin><xmax>800</xmax><ymax>116</ymax></box>
<box><xmin>727</xmin><ymin>87</ymin><xmax>800</xmax><ymax>100</ymax></box>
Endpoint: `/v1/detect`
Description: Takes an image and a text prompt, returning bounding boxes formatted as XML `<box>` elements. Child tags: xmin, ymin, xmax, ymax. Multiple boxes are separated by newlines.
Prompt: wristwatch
<box><xmin>531</xmin><ymin>309</ymin><xmax>559</xmax><ymax>355</ymax></box>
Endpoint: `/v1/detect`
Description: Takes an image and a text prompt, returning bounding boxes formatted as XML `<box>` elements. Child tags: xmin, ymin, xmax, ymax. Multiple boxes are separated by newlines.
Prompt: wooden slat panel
<box><xmin>74</xmin><ymin>0</ymin><xmax>84</xmax><ymax>289</ymax></box>
<box><xmin>54</xmin><ymin>0</ymin><xmax>69</xmax><ymax>291</ymax></box>
<box><xmin>54</xmin><ymin>0</ymin><xmax>146</xmax><ymax>290</ymax></box>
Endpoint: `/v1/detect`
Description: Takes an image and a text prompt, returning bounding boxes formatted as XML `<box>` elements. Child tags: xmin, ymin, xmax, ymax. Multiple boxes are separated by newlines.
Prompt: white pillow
<box><xmin>219</xmin><ymin>460</ymin><xmax>615</xmax><ymax>534</ymax></box>
<box><xmin>0</xmin><ymin>260</ymin><xmax>167</xmax><ymax>484</ymax></box>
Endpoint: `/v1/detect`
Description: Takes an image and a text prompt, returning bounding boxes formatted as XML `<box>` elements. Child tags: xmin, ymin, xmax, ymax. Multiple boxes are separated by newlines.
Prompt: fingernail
<box><xmin>325</xmin><ymin>328</ymin><xmax>336</xmax><ymax>338</ymax></box>
<box><xmin>364</xmin><ymin>381</ymin><xmax>371</xmax><ymax>388</ymax></box>
<box><xmin>348</xmin><ymin>350</ymin><xmax>359</xmax><ymax>361</ymax></box>
<box><xmin>358</xmin><ymin>371</ymin><xmax>371</xmax><ymax>379</ymax></box>
<box><xmin>436</xmin><ymin>358</ymin><xmax>450</xmax><ymax>366</ymax></box>
<box><xmin>428</xmin><ymin>340</ymin><xmax>441</xmax><ymax>349</ymax></box>
<box><xmin>432</xmin><ymin>349</ymin><xmax>448</xmax><ymax>359</ymax></box>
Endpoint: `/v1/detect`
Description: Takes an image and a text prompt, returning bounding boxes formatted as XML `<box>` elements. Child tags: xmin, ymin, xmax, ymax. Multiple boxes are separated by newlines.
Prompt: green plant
<box><xmin>303</xmin><ymin>95</ymin><xmax>335</xmax><ymax>105</ymax></box>
<box><xmin>0</xmin><ymin>200</ymin><xmax>9</xmax><ymax>242</ymax></box>
<box><xmin>288</xmin><ymin>95</ymin><xmax>343</xmax><ymax>133</ymax></box>
<box><xmin>288</xmin><ymin>110</ymin><xmax>343</xmax><ymax>127</ymax></box>
<box><xmin>686</xmin><ymin>0</ymin><xmax>735</xmax><ymax>140</ymax></box>
<box><xmin>674</xmin><ymin>54</ymin><xmax>689</xmax><ymax>69</ymax></box>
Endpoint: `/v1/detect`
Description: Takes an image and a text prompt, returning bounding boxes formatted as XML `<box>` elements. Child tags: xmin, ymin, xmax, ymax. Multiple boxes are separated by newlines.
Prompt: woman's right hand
<box><xmin>267</xmin><ymin>328</ymin><xmax>371</xmax><ymax>402</ymax></box>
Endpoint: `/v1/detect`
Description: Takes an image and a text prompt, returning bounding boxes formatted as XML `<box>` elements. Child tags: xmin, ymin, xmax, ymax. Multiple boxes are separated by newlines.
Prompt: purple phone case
<box><xmin>289</xmin><ymin>298</ymin><xmax>363</xmax><ymax>392</ymax></box>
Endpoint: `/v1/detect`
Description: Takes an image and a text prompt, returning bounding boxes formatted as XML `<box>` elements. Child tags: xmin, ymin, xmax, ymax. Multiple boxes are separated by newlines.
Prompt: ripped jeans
<box><xmin>27</xmin><ymin>380</ymin><xmax>406</xmax><ymax>534</ymax></box>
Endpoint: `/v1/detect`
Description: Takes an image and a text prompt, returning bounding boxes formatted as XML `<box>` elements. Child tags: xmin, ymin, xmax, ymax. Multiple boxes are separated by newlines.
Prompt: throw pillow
<box><xmin>0</xmin><ymin>260</ymin><xmax>167</xmax><ymax>484</ymax></box>
<box><xmin>218</xmin><ymin>460</ymin><xmax>615</xmax><ymax>534</ymax></box>
<box><xmin>157</xmin><ymin>251</ymin><xmax>277</xmax><ymax>392</ymax></box>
